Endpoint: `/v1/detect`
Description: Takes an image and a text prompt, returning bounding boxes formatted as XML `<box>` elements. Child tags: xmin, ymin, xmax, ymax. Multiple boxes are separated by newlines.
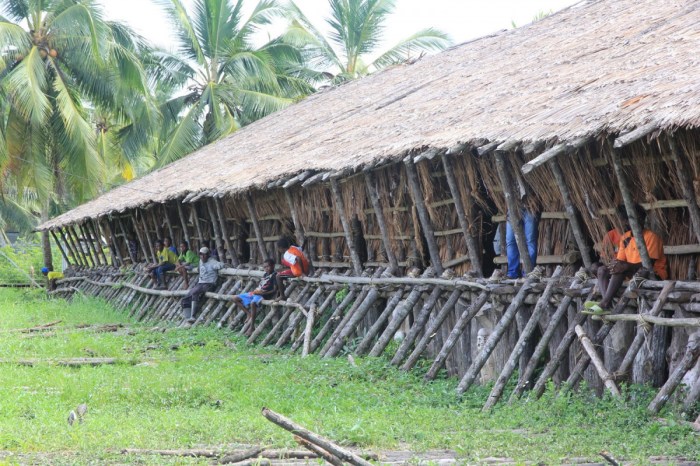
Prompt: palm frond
<box><xmin>4</xmin><ymin>46</ymin><xmax>51</xmax><ymax>126</ymax></box>
<box><xmin>0</xmin><ymin>0</ymin><xmax>29</xmax><ymax>23</ymax></box>
<box><xmin>156</xmin><ymin>100</ymin><xmax>205</xmax><ymax>167</ymax></box>
<box><xmin>371</xmin><ymin>27</ymin><xmax>451</xmax><ymax>70</ymax></box>
<box><xmin>154</xmin><ymin>0</ymin><xmax>206</xmax><ymax>64</ymax></box>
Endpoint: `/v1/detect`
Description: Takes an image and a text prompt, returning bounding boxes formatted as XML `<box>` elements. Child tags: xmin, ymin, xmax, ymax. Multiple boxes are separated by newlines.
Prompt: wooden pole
<box><xmin>574</xmin><ymin>325</ymin><xmax>621</xmax><ymax>397</ymax></box>
<box><xmin>67</xmin><ymin>225</ymin><xmax>90</xmax><ymax>266</ymax></box>
<box><xmin>206</xmin><ymin>198</ymin><xmax>226</xmax><ymax>262</ymax></box>
<box><xmin>456</xmin><ymin>277</ymin><xmax>535</xmax><ymax>395</ymax></box>
<box><xmin>441</xmin><ymin>154</ymin><xmax>483</xmax><ymax>276</ymax></box>
<box><xmin>261</xmin><ymin>407</ymin><xmax>373</xmax><ymax>466</ymax></box>
<box><xmin>176</xmin><ymin>201</ymin><xmax>191</xmax><ymax>245</ymax></box>
<box><xmin>404</xmin><ymin>160</ymin><xmax>444</xmax><ymax>274</ymax></box>
<box><xmin>246</xmin><ymin>193</ymin><xmax>268</xmax><ymax>263</ymax></box>
<box><xmin>215</xmin><ymin>197</ymin><xmax>239</xmax><ymax>266</ymax></box>
<box><xmin>190</xmin><ymin>203</ymin><xmax>204</xmax><ymax>248</ymax></box>
<box><xmin>295</xmin><ymin>436</ymin><xmax>342</xmax><ymax>466</ymax></box>
<box><xmin>330</xmin><ymin>178</ymin><xmax>363</xmax><ymax>275</ymax></box>
<box><xmin>117</xmin><ymin>217</ymin><xmax>137</xmax><ymax>263</ymax></box>
<box><xmin>58</xmin><ymin>228</ymin><xmax>81</xmax><ymax>266</ymax></box>
<box><xmin>50</xmin><ymin>229</ymin><xmax>71</xmax><ymax>266</ymax></box>
<box><xmin>483</xmin><ymin>267</ymin><xmax>563</xmax><ymax>410</ymax></box>
<box><xmin>103</xmin><ymin>218</ymin><xmax>123</xmax><ymax>266</ymax></box>
<box><xmin>148</xmin><ymin>208</ymin><xmax>162</xmax><ymax>241</ymax></box>
<box><xmin>90</xmin><ymin>220</ymin><xmax>109</xmax><ymax>265</ymax></box>
<box><xmin>79</xmin><ymin>222</ymin><xmax>100</xmax><ymax>266</ymax></box>
<box><xmin>424</xmin><ymin>290</ymin><xmax>490</xmax><ymax>381</ymax></box>
<box><xmin>354</xmin><ymin>288</ymin><xmax>404</xmax><ymax>355</ymax></box>
<box><xmin>390</xmin><ymin>286</ymin><xmax>444</xmax><ymax>366</ymax></box>
<box><xmin>549</xmin><ymin>159</ymin><xmax>593</xmax><ymax>269</ymax></box>
<box><xmin>647</xmin><ymin>332</ymin><xmax>700</xmax><ymax>414</ymax></box>
<box><xmin>138</xmin><ymin>213</ymin><xmax>156</xmax><ymax>262</ymax></box>
<box><xmin>364</xmin><ymin>172</ymin><xmax>399</xmax><ymax>273</ymax></box>
<box><xmin>161</xmin><ymin>204</ymin><xmax>176</xmax><ymax>243</ymax></box>
<box><xmin>94</xmin><ymin>219</ymin><xmax>115</xmax><ymax>266</ymax></box>
<box><xmin>284</xmin><ymin>189</ymin><xmax>306</xmax><ymax>248</ymax></box>
<box><xmin>494</xmin><ymin>151</ymin><xmax>533</xmax><ymax>273</ymax></box>
<box><xmin>668</xmin><ymin>135</ymin><xmax>700</xmax><ymax>244</ymax></box>
<box><xmin>611</xmin><ymin>147</ymin><xmax>653</xmax><ymax>269</ymax></box>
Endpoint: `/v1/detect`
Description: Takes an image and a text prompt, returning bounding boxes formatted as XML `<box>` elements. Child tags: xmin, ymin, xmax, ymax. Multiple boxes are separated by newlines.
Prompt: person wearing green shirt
<box><xmin>145</xmin><ymin>240</ymin><xmax>178</xmax><ymax>289</ymax></box>
<box><xmin>175</xmin><ymin>240</ymin><xmax>199</xmax><ymax>289</ymax></box>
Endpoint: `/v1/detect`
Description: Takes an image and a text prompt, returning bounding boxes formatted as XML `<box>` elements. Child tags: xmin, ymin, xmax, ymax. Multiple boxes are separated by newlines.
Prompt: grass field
<box><xmin>0</xmin><ymin>288</ymin><xmax>697</xmax><ymax>465</ymax></box>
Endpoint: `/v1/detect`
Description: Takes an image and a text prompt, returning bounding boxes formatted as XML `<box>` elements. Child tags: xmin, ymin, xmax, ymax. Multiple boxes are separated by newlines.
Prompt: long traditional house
<box><xmin>39</xmin><ymin>0</ymin><xmax>700</xmax><ymax>409</ymax></box>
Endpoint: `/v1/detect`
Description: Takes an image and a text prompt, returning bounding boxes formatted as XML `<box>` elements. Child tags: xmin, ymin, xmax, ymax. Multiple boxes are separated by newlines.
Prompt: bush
<box><xmin>0</xmin><ymin>237</ymin><xmax>57</xmax><ymax>285</ymax></box>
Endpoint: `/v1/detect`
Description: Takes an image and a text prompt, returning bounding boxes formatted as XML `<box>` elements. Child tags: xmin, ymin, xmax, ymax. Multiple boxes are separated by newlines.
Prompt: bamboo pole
<box><xmin>190</xmin><ymin>203</ymin><xmax>204</xmax><ymax>247</ymax></box>
<box><xmin>404</xmin><ymin>160</ymin><xmax>444</xmax><ymax>274</ymax></box>
<box><xmin>117</xmin><ymin>217</ymin><xmax>136</xmax><ymax>263</ymax></box>
<box><xmin>648</xmin><ymin>332</ymin><xmax>700</xmax><ymax>414</ymax></box>
<box><xmin>58</xmin><ymin>227</ymin><xmax>81</xmax><ymax>266</ymax></box>
<box><xmin>246</xmin><ymin>193</ymin><xmax>268</xmax><ymax>263</ymax></box>
<box><xmin>101</xmin><ymin>219</ymin><xmax>122</xmax><ymax>266</ymax></box>
<box><xmin>402</xmin><ymin>289</ymin><xmax>461</xmax><ymax>371</ymax></box>
<box><xmin>424</xmin><ymin>290</ymin><xmax>490</xmax><ymax>381</ymax></box>
<box><xmin>215</xmin><ymin>197</ymin><xmax>239</xmax><ymax>266</ymax></box>
<box><xmin>668</xmin><ymin>135</ymin><xmax>700</xmax><ymax>244</ymax></box>
<box><xmin>354</xmin><ymin>288</ymin><xmax>404</xmax><ymax>356</ymax></box>
<box><xmin>391</xmin><ymin>286</ymin><xmax>444</xmax><ymax>366</ymax></box>
<box><xmin>549</xmin><ymin>159</ymin><xmax>593</xmax><ymax>269</ymax></box>
<box><xmin>205</xmin><ymin>198</ymin><xmax>226</xmax><ymax>262</ymax></box>
<box><xmin>324</xmin><ymin>285</ymin><xmax>380</xmax><ymax>357</ymax></box>
<box><xmin>483</xmin><ymin>266</ymin><xmax>563</xmax><ymax>410</ymax></box>
<box><xmin>330</xmin><ymin>178</ymin><xmax>363</xmax><ymax>275</ymax></box>
<box><xmin>137</xmin><ymin>213</ymin><xmax>156</xmax><ymax>262</ymax></box>
<box><xmin>290</xmin><ymin>290</ymin><xmax>337</xmax><ymax>352</ymax></box>
<box><xmin>456</xmin><ymin>277</ymin><xmax>535</xmax><ymax>395</ymax></box>
<box><xmin>494</xmin><ymin>151</ymin><xmax>533</xmax><ymax>273</ymax></box>
<box><xmin>50</xmin><ymin>229</ymin><xmax>71</xmax><ymax>265</ymax></box>
<box><xmin>616</xmin><ymin>281</ymin><xmax>676</xmax><ymax>379</ymax></box>
<box><xmin>574</xmin><ymin>325</ymin><xmax>621</xmax><ymax>397</ymax></box>
<box><xmin>68</xmin><ymin>225</ymin><xmax>91</xmax><ymax>266</ymax></box>
<box><xmin>441</xmin><ymin>154</ymin><xmax>483</xmax><ymax>276</ymax></box>
<box><xmin>176</xmin><ymin>201</ymin><xmax>191</xmax><ymax>245</ymax></box>
<box><xmin>611</xmin><ymin>147</ymin><xmax>653</xmax><ymax>269</ymax></box>
<box><xmin>592</xmin><ymin>313</ymin><xmax>700</xmax><ymax>328</ymax></box>
<box><xmin>309</xmin><ymin>289</ymin><xmax>358</xmax><ymax>353</ymax></box>
<box><xmin>364</xmin><ymin>171</ymin><xmax>399</xmax><ymax>273</ymax></box>
<box><xmin>90</xmin><ymin>220</ymin><xmax>109</xmax><ymax>265</ymax></box>
<box><xmin>79</xmin><ymin>223</ymin><xmax>100</xmax><ymax>266</ymax></box>
<box><xmin>284</xmin><ymin>189</ymin><xmax>306</xmax><ymax>248</ymax></box>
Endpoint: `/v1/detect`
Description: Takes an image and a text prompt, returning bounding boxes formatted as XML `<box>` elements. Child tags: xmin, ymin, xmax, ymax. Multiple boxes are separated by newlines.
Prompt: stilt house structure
<box><xmin>38</xmin><ymin>0</ymin><xmax>700</xmax><ymax>408</ymax></box>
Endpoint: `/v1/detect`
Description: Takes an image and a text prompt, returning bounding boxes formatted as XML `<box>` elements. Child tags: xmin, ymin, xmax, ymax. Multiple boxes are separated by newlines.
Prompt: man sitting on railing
<box><xmin>175</xmin><ymin>240</ymin><xmax>199</xmax><ymax>289</ymax></box>
<box><xmin>585</xmin><ymin>204</ymin><xmax>667</xmax><ymax>315</ymax></box>
<box><xmin>275</xmin><ymin>237</ymin><xmax>310</xmax><ymax>300</ymax></box>
<box><xmin>181</xmin><ymin>247</ymin><xmax>224</xmax><ymax>324</ymax></box>
<box><xmin>231</xmin><ymin>259</ymin><xmax>277</xmax><ymax>336</ymax></box>
<box><xmin>41</xmin><ymin>266</ymin><xmax>64</xmax><ymax>291</ymax></box>
<box><xmin>145</xmin><ymin>240</ymin><xmax>178</xmax><ymax>290</ymax></box>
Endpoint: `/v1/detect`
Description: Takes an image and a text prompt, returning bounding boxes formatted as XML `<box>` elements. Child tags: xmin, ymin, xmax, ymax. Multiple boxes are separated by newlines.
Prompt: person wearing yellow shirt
<box><xmin>145</xmin><ymin>239</ymin><xmax>178</xmax><ymax>289</ymax></box>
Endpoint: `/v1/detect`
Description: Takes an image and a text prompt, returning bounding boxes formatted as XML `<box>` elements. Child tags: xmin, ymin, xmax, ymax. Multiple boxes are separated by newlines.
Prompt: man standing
<box><xmin>181</xmin><ymin>247</ymin><xmax>224</xmax><ymax>324</ymax></box>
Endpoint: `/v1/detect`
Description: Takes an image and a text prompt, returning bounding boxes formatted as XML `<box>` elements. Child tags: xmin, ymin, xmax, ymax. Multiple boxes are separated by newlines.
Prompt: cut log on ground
<box><xmin>295</xmin><ymin>436</ymin><xmax>343</xmax><ymax>466</ymax></box>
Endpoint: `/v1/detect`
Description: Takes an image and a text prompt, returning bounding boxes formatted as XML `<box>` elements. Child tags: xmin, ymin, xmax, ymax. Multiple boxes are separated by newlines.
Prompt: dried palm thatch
<box><xmin>38</xmin><ymin>0</ymin><xmax>700</xmax><ymax>232</ymax></box>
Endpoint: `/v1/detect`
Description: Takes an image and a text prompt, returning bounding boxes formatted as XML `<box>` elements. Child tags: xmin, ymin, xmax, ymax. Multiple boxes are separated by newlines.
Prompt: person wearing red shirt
<box><xmin>275</xmin><ymin>237</ymin><xmax>310</xmax><ymax>299</ymax></box>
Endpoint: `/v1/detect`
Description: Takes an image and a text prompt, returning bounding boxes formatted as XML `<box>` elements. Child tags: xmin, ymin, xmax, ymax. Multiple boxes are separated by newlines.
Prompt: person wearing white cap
<box><xmin>180</xmin><ymin>247</ymin><xmax>224</xmax><ymax>324</ymax></box>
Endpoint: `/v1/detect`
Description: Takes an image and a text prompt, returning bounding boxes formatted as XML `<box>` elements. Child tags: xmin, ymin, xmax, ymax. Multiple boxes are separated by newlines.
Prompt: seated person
<box><xmin>202</xmin><ymin>240</ymin><xmax>220</xmax><ymax>261</ymax></box>
<box><xmin>164</xmin><ymin>236</ymin><xmax>177</xmax><ymax>254</ymax></box>
<box><xmin>275</xmin><ymin>237</ymin><xmax>310</xmax><ymax>299</ymax></box>
<box><xmin>145</xmin><ymin>239</ymin><xmax>178</xmax><ymax>289</ymax></box>
<box><xmin>41</xmin><ymin>266</ymin><xmax>64</xmax><ymax>291</ymax></box>
<box><xmin>175</xmin><ymin>240</ymin><xmax>199</xmax><ymax>289</ymax></box>
<box><xmin>232</xmin><ymin>259</ymin><xmax>276</xmax><ymax>336</ymax></box>
<box><xmin>588</xmin><ymin>206</ymin><xmax>623</xmax><ymax>277</ymax></box>
<box><xmin>585</xmin><ymin>204</ymin><xmax>667</xmax><ymax>314</ymax></box>
<box><xmin>181</xmin><ymin>247</ymin><xmax>224</xmax><ymax>324</ymax></box>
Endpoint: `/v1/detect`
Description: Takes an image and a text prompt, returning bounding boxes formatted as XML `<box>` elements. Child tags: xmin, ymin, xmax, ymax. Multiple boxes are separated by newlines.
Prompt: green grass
<box><xmin>0</xmin><ymin>288</ymin><xmax>697</xmax><ymax>465</ymax></box>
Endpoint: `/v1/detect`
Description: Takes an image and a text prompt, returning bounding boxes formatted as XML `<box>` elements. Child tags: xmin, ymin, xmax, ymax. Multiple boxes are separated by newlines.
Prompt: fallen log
<box><xmin>295</xmin><ymin>436</ymin><xmax>343</xmax><ymax>466</ymax></box>
<box><xmin>218</xmin><ymin>447</ymin><xmax>265</xmax><ymax>464</ymax></box>
<box><xmin>119</xmin><ymin>448</ymin><xmax>221</xmax><ymax>458</ymax></box>
<box><xmin>0</xmin><ymin>357</ymin><xmax>119</xmax><ymax>367</ymax></box>
<box><xmin>261</xmin><ymin>407</ymin><xmax>372</xmax><ymax>466</ymax></box>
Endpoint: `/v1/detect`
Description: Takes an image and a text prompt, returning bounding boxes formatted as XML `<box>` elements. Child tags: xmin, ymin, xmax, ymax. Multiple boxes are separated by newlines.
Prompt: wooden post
<box><xmin>574</xmin><ymin>325</ymin><xmax>621</xmax><ymax>398</ymax></box>
<box><xmin>456</xmin><ymin>278</ymin><xmax>535</xmax><ymax>395</ymax></box>
<box><xmin>404</xmin><ymin>160</ymin><xmax>444</xmax><ymax>274</ymax></box>
<box><xmin>68</xmin><ymin>225</ymin><xmax>90</xmax><ymax>266</ymax></box>
<box><xmin>79</xmin><ymin>222</ymin><xmax>100</xmax><ymax>266</ymax></box>
<box><xmin>494</xmin><ymin>151</ymin><xmax>533</xmax><ymax>273</ymax></box>
<box><xmin>330</xmin><ymin>178</ymin><xmax>363</xmax><ymax>275</ymax></box>
<box><xmin>176</xmin><ymin>201</ymin><xmax>191</xmax><ymax>245</ymax></box>
<box><xmin>161</xmin><ymin>204</ymin><xmax>176</xmax><ymax>243</ymax></box>
<box><xmin>354</xmin><ymin>288</ymin><xmax>404</xmax><ymax>355</ymax></box>
<box><xmin>647</xmin><ymin>332</ymin><xmax>700</xmax><ymax>414</ymax></box>
<box><xmin>190</xmin><ymin>203</ymin><xmax>204</xmax><ymax>248</ymax></box>
<box><xmin>441</xmin><ymin>154</ymin><xmax>483</xmax><ymax>276</ymax></box>
<box><xmin>246</xmin><ymin>193</ymin><xmax>268</xmax><ymax>263</ymax></box>
<box><xmin>49</xmin><ymin>229</ymin><xmax>71</xmax><ymax>265</ymax></box>
<box><xmin>58</xmin><ymin>228</ymin><xmax>82</xmax><ymax>266</ymax></box>
<box><xmin>611</xmin><ymin>148</ymin><xmax>653</xmax><ymax>269</ymax></box>
<box><xmin>103</xmin><ymin>218</ymin><xmax>123</xmax><ymax>266</ymax></box>
<box><xmin>206</xmin><ymin>198</ymin><xmax>226</xmax><ymax>262</ymax></box>
<box><xmin>284</xmin><ymin>189</ymin><xmax>306</xmax><ymax>248</ymax></box>
<box><xmin>215</xmin><ymin>197</ymin><xmax>239</xmax><ymax>266</ymax></box>
<box><xmin>364</xmin><ymin>172</ymin><xmax>399</xmax><ymax>273</ymax></box>
<box><xmin>138</xmin><ymin>212</ymin><xmax>156</xmax><ymax>262</ymax></box>
<box><xmin>668</xmin><ymin>135</ymin><xmax>700</xmax><ymax>244</ymax></box>
<box><xmin>90</xmin><ymin>220</ymin><xmax>109</xmax><ymax>265</ymax></box>
<box><xmin>93</xmin><ymin>219</ymin><xmax>114</xmax><ymax>266</ymax></box>
<box><xmin>549</xmin><ymin>159</ymin><xmax>593</xmax><ymax>269</ymax></box>
<box><xmin>390</xmin><ymin>286</ymin><xmax>444</xmax><ymax>366</ymax></box>
<box><xmin>117</xmin><ymin>217</ymin><xmax>137</xmax><ymax>263</ymax></box>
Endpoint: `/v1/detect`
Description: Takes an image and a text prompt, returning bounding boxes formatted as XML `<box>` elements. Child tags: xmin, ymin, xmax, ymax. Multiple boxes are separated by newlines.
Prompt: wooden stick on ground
<box><xmin>574</xmin><ymin>325</ymin><xmax>621</xmax><ymax>397</ymax></box>
<box><xmin>218</xmin><ymin>447</ymin><xmax>265</xmax><ymax>464</ymax></box>
<box><xmin>295</xmin><ymin>436</ymin><xmax>343</xmax><ymax>466</ymax></box>
<box><xmin>261</xmin><ymin>407</ymin><xmax>373</xmax><ymax>466</ymax></box>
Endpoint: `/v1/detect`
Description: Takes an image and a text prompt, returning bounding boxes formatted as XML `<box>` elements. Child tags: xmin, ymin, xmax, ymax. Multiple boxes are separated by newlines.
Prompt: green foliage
<box><xmin>0</xmin><ymin>238</ymin><xmax>56</xmax><ymax>285</ymax></box>
<box><xmin>0</xmin><ymin>289</ymin><xmax>698</xmax><ymax>464</ymax></box>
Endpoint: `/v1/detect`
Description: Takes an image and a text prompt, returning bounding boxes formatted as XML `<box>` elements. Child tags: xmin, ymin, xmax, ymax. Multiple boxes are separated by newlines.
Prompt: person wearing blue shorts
<box><xmin>232</xmin><ymin>259</ymin><xmax>276</xmax><ymax>336</ymax></box>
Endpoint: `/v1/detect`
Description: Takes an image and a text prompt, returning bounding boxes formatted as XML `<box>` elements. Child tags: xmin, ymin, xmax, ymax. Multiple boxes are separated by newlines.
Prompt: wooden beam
<box><xmin>668</xmin><ymin>135</ymin><xmax>700</xmax><ymax>245</ymax></box>
<box><xmin>284</xmin><ymin>189</ymin><xmax>306</xmax><ymax>248</ymax></box>
<box><xmin>176</xmin><ymin>200</ymin><xmax>191</xmax><ymax>246</ymax></box>
<box><xmin>364</xmin><ymin>172</ymin><xmax>398</xmax><ymax>273</ymax></box>
<box><xmin>190</xmin><ymin>203</ymin><xmax>204</xmax><ymax>245</ymax></box>
<box><xmin>206</xmin><ymin>198</ymin><xmax>226</xmax><ymax>262</ymax></box>
<box><xmin>117</xmin><ymin>217</ymin><xmax>137</xmax><ymax>263</ymax></box>
<box><xmin>611</xmin><ymin>147</ymin><xmax>653</xmax><ymax>269</ymax></box>
<box><xmin>441</xmin><ymin>153</ymin><xmax>482</xmax><ymax>276</ymax></box>
<box><xmin>101</xmin><ymin>218</ymin><xmax>122</xmax><ymax>266</ymax></box>
<box><xmin>330</xmin><ymin>179</ymin><xmax>363</xmax><ymax>275</ymax></box>
<box><xmin>404</xmin><ymin>160</ymin><xmax>444</xmax><ymax>274</ymax></box>
<box><xmin>521</xmin><ymin>137</ymin><xmax>587</xmax><ymax>174</ymax></box>
<box><xmin>494</xmin><ymin>151</ymin><xmax>533</xmax><ymax>273</ymax></box>
<box><xmin>575</xmin><ymin>325</ymin><xmax>621</xmax><ymax>397</ymax></box>
<box><xmin>215</xmin><ymin>197</ymin><xmax>239</xmax><ymax>266</ymax></box>
<box><xmin>161</xmin><ymin>204</ymin><xmax>175</xmax><ymax>243</ymax></box>
<box><xmin>549</xmin><ymin>158</ymin><xmax>593</xmax><ymax>268</ymax></box>
<box><xmin>49</xmin><ymin>229</ymin><xmax>71</xmax><ymax>266</ymax></box>
<box><xmin>136</xmin><ymin>212</ymin><xmax>156</xmax><ymax>262</ymax></box>
<box><xmin>58</xmin><ymin>228</ymin><xmax>81</xmax><ymax>266</ymax></box>
<box><xmin>79</xmin><ymin>222</ymin><xmax>100</xmax><ymax>266</ymax></box>
<box><xmin>613</xmin><ymin>123</ymin><xmax>658</xmax><ymax>149</ymax></box>
<box><xmin>67</xmin><ymin>225</ymin><xmax>89</xmax><ymax>266</ymax></box>
<box><xmin>246</xmin><ymin>193</ymin><xmax>268</xmax><ymax>262</ymax></box>
<box><xmin>91</xmin><ymin>220</ymin><xmax>109</xmax><ymax>265</ymax></box>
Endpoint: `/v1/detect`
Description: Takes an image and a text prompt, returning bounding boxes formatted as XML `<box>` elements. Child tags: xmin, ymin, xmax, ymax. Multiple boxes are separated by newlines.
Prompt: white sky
<box><xmin>99</xmin><ymin>0</ymin><xmax>581</xmax><ymax>52</ymax></box>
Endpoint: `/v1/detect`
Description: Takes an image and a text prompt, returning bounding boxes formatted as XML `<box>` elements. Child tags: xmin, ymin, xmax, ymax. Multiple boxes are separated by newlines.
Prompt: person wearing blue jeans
<box><xmin>505</xmin><ymin>209</ymin><xmax>539</xmax><ymax>278</ymax></box>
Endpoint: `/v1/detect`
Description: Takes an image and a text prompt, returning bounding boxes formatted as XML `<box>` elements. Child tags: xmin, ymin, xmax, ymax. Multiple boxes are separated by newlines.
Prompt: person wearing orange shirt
<box><xmin>585</xmin><ymin>203</ymin><xmax>667</xmax><ymax>314</ymax></box>
<box><xmin>275</xmin><ymin>237</ymin><xmax>310</xmax><ymax>300</ymax></box>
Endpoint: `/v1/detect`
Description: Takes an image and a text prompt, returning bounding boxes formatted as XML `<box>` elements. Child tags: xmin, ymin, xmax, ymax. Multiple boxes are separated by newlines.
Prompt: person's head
<box><xmin>180</xmin><ymin>240</ymin><xmax>189</xmax><ymax>252</ymax></box>
<box><xmin>199</xmin><ymin>246</ymin><xmax>210</xmax><ymax>262</ymax></box>
<box><xmin>155</xmin><ymin>239</ymin><xmax>164</xmax><ymax>251</ymax></box>
<box><xmin>617</xmin><ymin>203</ymin><xmax>646</xmax><ymax>230</ymax></box>
<box><xmin>263</xmin><ymin>258</ymin><xmax>275</xmax><ymax>273</ymax></box>
<box><xmin>276</xmin><ymin>237</ymin><xmax>291</xmax><ymax>252</ymax></box>
<box><xmin>164</xmin><ymin>236</ymin><xmax>172</xmax><ymax>247</ymax></box>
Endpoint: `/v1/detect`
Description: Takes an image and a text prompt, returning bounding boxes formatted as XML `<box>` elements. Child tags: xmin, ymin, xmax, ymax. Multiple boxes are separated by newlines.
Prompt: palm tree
<box><xmin>153</xmin><ymin>0</ymin><xmax>314</xmax><ymax>167</ymax></box>
<box><xmin>0</xmin><ymin>0</ymin><xmax>153</xmax><ymax>267</ymax></box>
<box><xmin>284</xmin><ymin>0</ymin><xmax>452</xmax><ymax>83</ymax></box>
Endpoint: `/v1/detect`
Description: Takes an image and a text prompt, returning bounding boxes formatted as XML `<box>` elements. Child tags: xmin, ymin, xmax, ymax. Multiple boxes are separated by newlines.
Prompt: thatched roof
<box><xmin>39</xmin><ymin>0</ymin><xmax>700</xmax><ymax>230</ymax></box>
